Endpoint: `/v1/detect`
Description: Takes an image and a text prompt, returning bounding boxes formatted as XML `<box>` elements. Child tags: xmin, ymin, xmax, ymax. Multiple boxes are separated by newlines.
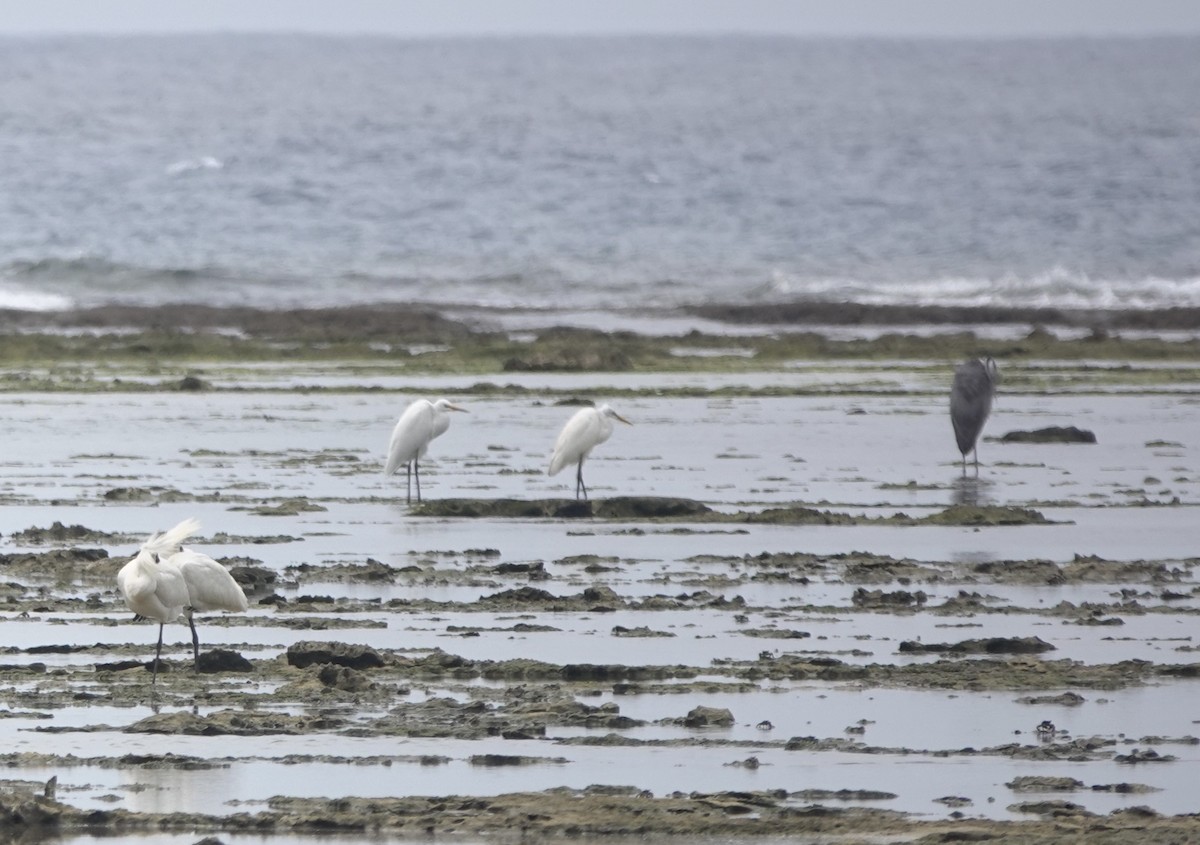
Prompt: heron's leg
<box><xmin>576</xmin><ymin>459</ymin><xmax>588</xmax><ymax>501</ymax></box>
<box><xmin>152</xmin><ymin>622</ymin><xmax>165</xmax><ymax>686</ymax></box>
<box><xmin>186</xmin><ymin>608</ymin><xmax>200</xmax><ymax>670</ymax></box>
<box><xmin>405</xmin><ymin>462</ymin><xmax>413</xmax><ymax>503</ymax></box>
<box><xmin>414</xmin><ymin>459</ymin><xmax>422</xmax><ymax>503</ymax></box>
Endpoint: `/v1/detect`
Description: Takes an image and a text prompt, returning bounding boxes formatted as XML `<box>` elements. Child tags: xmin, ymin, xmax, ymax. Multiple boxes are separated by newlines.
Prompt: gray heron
<box><xmin>950</xmin><ymin>356</ymin><xmax>999</xmax><ymax>475</ymax></box>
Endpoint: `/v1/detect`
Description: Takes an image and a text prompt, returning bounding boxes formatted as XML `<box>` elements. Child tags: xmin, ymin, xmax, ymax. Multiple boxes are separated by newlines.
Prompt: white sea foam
<box><xmin>766</xmin><ymin>268</ymin><xmax>1200</xmax><ymax>311</ymax></box>
<box><xmin>165</xmin><ymin>156</ymin><xmax>223</xmax><ymax>176</ymax></box>
<box><xmin>0</xmin><ymin>285</ymin><xmax>74</xmax><ymax>312</ymax></box>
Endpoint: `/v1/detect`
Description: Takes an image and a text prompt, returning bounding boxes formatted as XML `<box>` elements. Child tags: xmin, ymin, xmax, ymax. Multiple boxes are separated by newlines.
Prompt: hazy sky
<box><xmin>5</xmin><ymin>0</ymin><xmax>1200</xmax><ymax>38</ymax></box>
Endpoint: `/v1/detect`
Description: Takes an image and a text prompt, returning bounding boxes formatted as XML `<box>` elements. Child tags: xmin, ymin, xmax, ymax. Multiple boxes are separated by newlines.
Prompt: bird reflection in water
<box><xmin>951</xmin><ymin>475</ymin><xmax>995</xmax><ymax>507</ymax></box>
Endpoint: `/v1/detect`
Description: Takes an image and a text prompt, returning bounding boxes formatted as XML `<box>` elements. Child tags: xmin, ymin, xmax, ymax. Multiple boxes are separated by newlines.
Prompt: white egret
<box><xmin>116</xmin><ymin>519</ymin><xmax>196</xmax><ymax>684</ymax></box>
<box><xmin>161</xmin><ymin>552</ymin><xmax>249</xmax><ymax>669</ymax></box>
<box><xmin>950</xmin><ymin>356</ymin><xmax>999</xmax><ymax>475</ymax></box>
<box><xmin>117</xmin><ymin>518</ymin><xmax>248</xmax><ymax>682</ymax></box>
<box><xmin>385</xmin><ymin>398</ymin><xmax>468</xmax><ymax>503</ymax></box>
<box><xmin>548</xmin><ymin>403</ymin><xmax>632</xmax><ymax>500</ymax></box>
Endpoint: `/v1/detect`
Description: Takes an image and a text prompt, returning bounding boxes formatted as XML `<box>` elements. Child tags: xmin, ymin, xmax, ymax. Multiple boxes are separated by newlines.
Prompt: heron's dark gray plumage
<box><xmin>950</xmin><ymin>357</ymin><xmax>999</xmax><ymax>474</ymax></box>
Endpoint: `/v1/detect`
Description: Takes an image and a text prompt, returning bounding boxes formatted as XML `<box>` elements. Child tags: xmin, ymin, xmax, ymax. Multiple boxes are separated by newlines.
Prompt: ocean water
<box><xmin>1</xmin><ymin>34</ymin><xmax>1198</xmax><ymax>314</ymax></box>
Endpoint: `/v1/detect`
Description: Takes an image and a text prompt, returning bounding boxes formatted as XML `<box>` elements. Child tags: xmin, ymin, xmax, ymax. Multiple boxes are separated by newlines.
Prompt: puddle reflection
<box><xmin>951</xmin><ymin>475</ymin><xmax>996</xmax><ymax>506</ymax></box>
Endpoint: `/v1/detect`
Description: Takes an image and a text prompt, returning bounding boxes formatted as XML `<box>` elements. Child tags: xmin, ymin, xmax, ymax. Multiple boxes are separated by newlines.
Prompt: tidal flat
<box><xmin>0</xmin><ymin>305</ymin><xmax>1199</xmax><ymax>843</ymax></box>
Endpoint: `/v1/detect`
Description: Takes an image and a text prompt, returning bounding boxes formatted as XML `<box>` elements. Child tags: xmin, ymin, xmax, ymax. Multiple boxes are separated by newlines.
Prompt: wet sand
<box><xmin>0</xmin><ymin>304</ymin><xmax>1199</xmax><ymax>842</ymax></box>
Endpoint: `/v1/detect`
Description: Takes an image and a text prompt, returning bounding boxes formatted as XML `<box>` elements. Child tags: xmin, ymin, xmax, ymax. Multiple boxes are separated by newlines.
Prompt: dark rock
<box><xmin>197</xmin><ymin>649</ymin><xmax>254</xmax><ymax>674</ymax></box>
<box><xmin>413</xmin><ymin>498</ymin><xmax>580</xmax><ymax>518</ymax></box>
<box><xmin>501</xmin><ymin>728</ymin><xmax>546</xmax><ymax>740</ymax></box>
<box><xmin>0</xmin><ymin>793</ymin><xmax>66</xmax><ymax>826</ymax></box>
<box><xmin>899</xmin><ymin>636</ymin><xmax>1055</xmax><ymax>655</ymax></box>
<box><xmin>94</xmin><ymin>660</ymin><xmax>150</xmax><ymax>673</ymax></box>
<box><xmin>484</xmin><ymin>586</ymin><xmax>557</xmax><ymax>604</ymax></box>
<box><xmin>490</xmin><ymin>561</ymin><xmax>547</xmax><ymax>576</ymax></box>
<box><xmin>0</xmin><ymin>548</ymin><xmax>112</xmax><ymax>571</ymax></box>
<box><xmin>744</xmin><ymin>507</ymin><xmax>855</xmax><ymax>525</ymax></box>
<box><xmin>469</xmin><ymin>755</ymin><xmax>540</xmax><ymax>766</ymax></box>
<box><xmin>594</xmin><ymin>497</ymin><xmax>713</xmax><ymax>518</ymax></box>
<box><xmin>1015</xmin><ymin>691</ymin><xmax>1085</xmax><ymax>706</ymax></box>
<box><xmin>792</xmin><ymin>789</ymin><xmax>898</xmax><ymax>801</ymax></box>
<box><xmin>1115</xmin><ymin>749</ymin><xmax>1176</xmax><ymax>764</ymax></box>
<box><xmin>1006</xmin><ymin>799</ymin><xmax>1094</xmax><ymax>817</ymax></box>
<box><xmin>1006</xmin><ymin>776</ymin><xmax>1084</xmax><ymax>792</ymax></box>
<box><xmin>612</xmin><ymin>626</ymin><xmax>674</xmax><ymax>638</ymax></box>
<box><xmin>9</xmin><ymin>522</ymin><xmax>117</xmax><ymax>545</ymax></box>
<box><xmin>683</xmin><ymin>706</ymin><xmax>734</xmax><ymax>727</ymax></box>
<box><xmin>1091</xmin><ymin>783</ymin><xmax>1160</xmax><ymax>794</ymax></box>
<box><xmin>561</xmin><ymin>665</ymin><xmax>624</xmax><ymax>682</ymax></box>
<box><xmin>411</xmin><ymin>496</ymin><xmax>711</xmax><ymax>520</ymax></box>
<box><xmin>852</xmin><ymin>588</ymin><xmax>928</xmax><ymax>608</ymax></box>
<box><xmin>176</xmin><ymin>375</ymin><xmax>209</xmax><ymax>391</ymax></box>
<box><xmin>317</xmin><ymin>665</ymin><xmax>374</xmax><ymax>692</ymax></box>
<box><xmin>230</xmin><ymin>565</ymin><xmax>276</xmax><ymax>592</ymax></box>
<box><xmin>921</xmin><ymin>505</ymin><xmax>1053</xmax><ymax>526</ymax></box>
<box><xmin>26</xmin><ymin>644</ymin><xmax>89</xmax><ymax>654</ymax></box>
<box><xmin>1000</xmin><ymin>426</ymin><xmax>1097</xmax><ymax>444</ymax></box>
<box><xmin>103</xmin><ymin>487</ymin><xmax>154</xmax><ymax>501</ymax></box>
<box><xmin>127</xmin><ymin>710</ymin><xmax>331</xmax><ymax>736</ymax></box>
<box><xmin>582</xmin><ymin>585</ymin><xmax>620</xmax><ymax>604</ymax></box>
<box><xmin>286</xmin><ymin>641</ymin><xmax>385</xmax><ymax>670</ymax></box>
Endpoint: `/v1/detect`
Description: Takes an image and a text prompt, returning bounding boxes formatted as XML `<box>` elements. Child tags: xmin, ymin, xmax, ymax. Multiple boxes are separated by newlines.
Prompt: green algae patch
<box><xmin>595</xmin><ymin>496</ymin><xmax>713</xmax><ymax>518</ymax></box>
<box><xmin>410</xmin><ymin>498</ymin><xmax>1056</xmax><ymax>527</ymax></box>
<box><xmin>411</xmin><ymin>497</ymin><xmax>713</xmax><ymax>519</ymax></box>
<box><xmin>412</xmin><ymin>498</ymin><xmax>589</xmax><ymax>518</ymax></box>
<box><xmin>898</xmin><ymin>636</ymin><xmax>1055</xmax><ymax>655</ymax></box>
<box><xmin>236</xmin><ymin>498</ymin><xmax>329</xmax><ymax>517</ymax></box>
<box><xmin>5</xmin><ymin>304</ymin><xmax>1200</xmax><ymax>393</ymax></box>
<box><xmin>127</xmin><ymin>709</ymin><xmax>335</xmax><ymax>736</ymax></box>
<box><xmin>6</xmin><ymin>786</ymin><xmax>1200</xmax><ymax>843</ymax></box>
<box><xmin>739</xmin><ymin>506</ymin><xmax>859</xmax><ymax>525</ymax></box>
<box><xmin>1000</xmin><ymin>426</ymin><xmax>1098</xmax><ymax>444</ymax></box>
<box><xmin>919</xmin><ymin>505</ymin><xmax>1056</xmax><ymax>526</ymax></box>
<box><xmin>9</xmin><ymin>522</ymin><xmax>127</xmax><ymax>545</ymax></box>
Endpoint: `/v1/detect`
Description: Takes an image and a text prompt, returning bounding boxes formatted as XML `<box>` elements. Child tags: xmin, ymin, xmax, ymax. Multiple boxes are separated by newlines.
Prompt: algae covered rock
<box><xmin>412</xmin><ymin>498</ymin><xmax>588</xmax><ymax>518</ymax></box>
<box><xmin>317</xmin><ymin>665</ymin><xmax>375</xmax><ymax>692</ymax></box>
<box><xmin>683</xmin><ymin>705</ymin><xmax>735</xmax><ymax>727</ymax></box>
<box><xmin>286</xmin><ymin>641</ymin><xmax>386</xmax><ymax>670</ymax></box>
<box><xmin>127</xmin><ymin>709</ymin><xmax>333</xmax><ymax>736</ymax></box>
<box><xmin>412</xmin><ymin>496</ymin><xmax>711</xmax><ymax>520</ymax></box>
<box><xmin>9</xmin><ymin>522</ymin><xmax>120</xmax><ymax>545</ymax></box>
<box><xmin>898</xmin><ymin>636</ymin><xmax>1055</xmax><ymax>655</ymax></box>
<box><xmin>1000</xmin><ymin>426</ymin><xmax>1097</xmax><ymax>444</ymax></box>
<box><xmin>744</xmin><ymin>507</ymin><xmax>856</xmax><ymax>525</ymax></box>
<box><xmin>921</xmin><ymin>505</ymin><xmax>1054</xmax><ymax>526</ymax></box>
<box><xmin>197</xmin><ymin>648</ymin><xmax>254</xmax><ymax>674</ymax></box>
<box><xmin>1007</xmin><ymin>776</ymin><xmax>1085</xmax><ymax>792</ymax></box>
<box><xmin>852</xmin><ymin>588</ymin><xmax>928</xmax><ymax>608</ymax></box>
<box><xmin>593</xmin><ymin>497</ymin><xmax>712</xmax><ymax>518</ymax></box>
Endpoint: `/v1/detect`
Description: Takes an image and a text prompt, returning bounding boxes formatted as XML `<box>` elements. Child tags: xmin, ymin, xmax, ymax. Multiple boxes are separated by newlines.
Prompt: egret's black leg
<box><xmin>414</xmin><ymin>460</ymin><xmax>422</xmax><ymax>503</ymax></box>
<box><xmin>576</xmin><ymin>459</ymin><xmax>588</xmax><ymax>501</ymax></box>
<box><xmin>153</xmin><ymin>622</ymin><xmax>165</xmax><ymax>685</ymax></box>
<box><xmin>405</xmin><ymin>462</ymin><xmax>413</xmax><ymax>503</ymax></box>
<box><xmin>187</xmin><ymin>609</ymin><xmax>200</xmax><ymax>670</ymax></box>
